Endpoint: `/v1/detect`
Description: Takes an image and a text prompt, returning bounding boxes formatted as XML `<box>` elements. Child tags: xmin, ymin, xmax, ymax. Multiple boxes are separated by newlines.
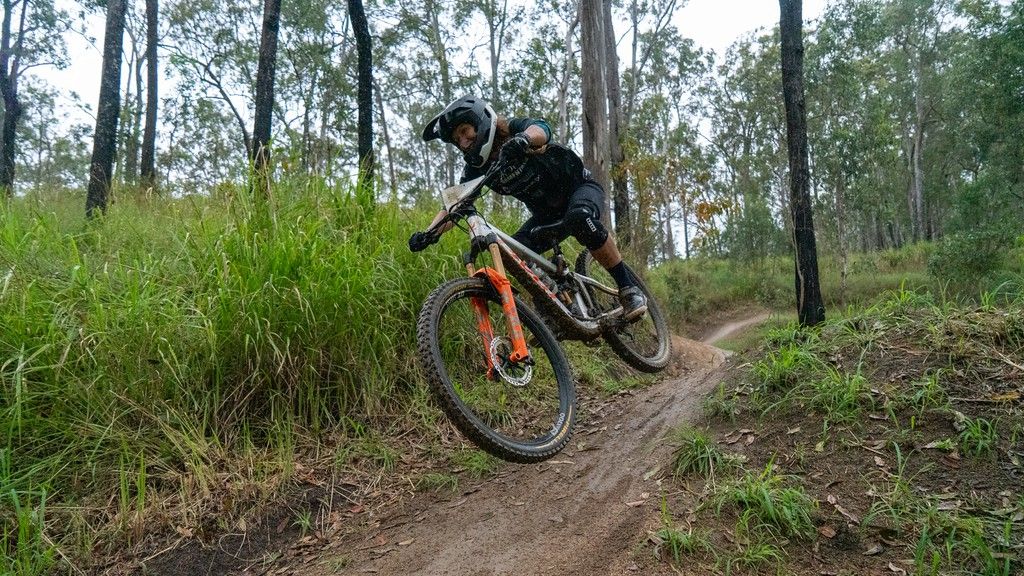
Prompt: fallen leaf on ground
<box><xmin>818</xmin><ymin>525</ymin><xmax>837</xmax><ymax>538</ymax></box>
<box><xmin>398</xmin><ymin>539</ymin><xmax>414</xmax><ymax>546</ymax></box>
<box><xmin>875</xmin><ymin>456</ymin><xmax>887</xmax><ymax>468</ymax></box>
<box><xmin>888</xmin><ymin>562</ymin><xmax>907</xmax><ymax>574</ymax></box>
<box><xmin>787</xmin><ymin>426</ymin><xmax>801</xmax><ymax>434</ymax></box>
<box><xmin>864</xmin><ymin>543</ymin><xmax>884</xmax><ymax>556</ymax></box>
<box><xmin>827</xmin><ymin>495</ymin><xmax>861</xmax><ymax>524</ymax></box>
<box><xmin>991</xmin><ymin>391</ymin><xmax>1020</xmax><ymax>402</ymax></box>
<box><xmin>951</xmin><ymin>410</ymin><xmax>968</xmax><ymax>432</ymax></box>
<box><xmin>625</xmin><ymin>500</ymin><xmax>646</xmax><ymax>507</ymax></box>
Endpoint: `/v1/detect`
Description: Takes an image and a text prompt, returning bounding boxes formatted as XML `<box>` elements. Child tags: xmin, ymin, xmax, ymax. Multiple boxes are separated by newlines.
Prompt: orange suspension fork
<box><xmin>466</xmin><ymin>261</ymin><xmax>497</xmax><ymax>376</ymax></box>
<box><xmin>468</xmin><ymin>244</ymin><xmax>531</xmax><ymax>364</ymax></box>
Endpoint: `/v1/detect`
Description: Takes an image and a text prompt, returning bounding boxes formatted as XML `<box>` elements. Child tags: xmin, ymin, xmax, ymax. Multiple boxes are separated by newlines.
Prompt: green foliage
<box><xmin>668</xmin><ymin>425</ymin><xmax>733</xmax><ymax>479</ymax></box>
<box><xmin>0</xmin><ymin>182</ymin><xmax>460</xmax><ymax>566</ymax></box>
<box><xmin>928</xmin><ymin>229</ymin><xmax>1014</xmax><ymax>291</ymax></box>
<box><xmin>415</xmin><ymin>472</ymin><xmax>459</xmax><ymax>493</ymax></box>
<box><xmin>752</xmin><ymin>343</ymin><xmax>821</xmax><ymax>392</ymax></box>
<box><xmin>958</xmin><ymin>416</ymin><xmax>999</xmax><ymax>457</ymax></box>
<box><xmin>809</xmin><ymin>368</ymin><xmax>869</xmax><ymax>429</ymax></box>
<box><xmin>451</xmin><ymin>449</ymin><xmax>500</xmax><ymax>479</ymax></box>
<box><xmin>713</xmin><ymin>464</ymin><xmax>817</xmax><ymax>541</ymax></box>
<box><xmin>701</xmin><ymin>383</ymin><xmax>738</xmax><ymax>421</ymax></box>
<box><xmin>2</xmin><ymin>490</ymin><xmax>54</xmax><ymax>576</ymax></box>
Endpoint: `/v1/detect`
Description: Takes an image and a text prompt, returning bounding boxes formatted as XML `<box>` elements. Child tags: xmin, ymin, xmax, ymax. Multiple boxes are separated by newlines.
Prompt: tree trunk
<box><xmin>424</xmin><ymin>0</ymin><xmax>455</xmax><ymax>185</ymax></box>
<box><xmin>140</xmin><ymin>0</ymin><xmax>158</xmax><ymax>188</ymax></box>
<box><xmin>579</xmin><ymin>0</ymin><xmax>611</xmax><ymax>222</ymax></box>
<box><xmin>0</xmin><ymin>0</ymin><xmax>28</xmax><ymax>197</ymax></box>
<box><xmin>251</xmin><ymin>0</ymin><xmax>282</xmax><ymax>191</ymax></box>
<box><xmin>87</xmin><ymin>0</ymin><xmax>127</xmax><ymax>218</ymax></box>
<box><xmin>910</xmin><ymin>78</ymin><xmax>925</xmax><ymax>242</ymax></box>
<box><xmin>373</xmin><ymin>81</ymin><xmax>397</xmax><ymax>201</ymax></box>
<box><xmin>122</xmin><ymin>37</ymin><xmax>143</xmax><ymax>185</ymax></box>
<box><xmin>349</xmin><ymin>0</ymin><xmax>374</xmax><ymax>195</ymax></box>
<box><xmin>561</xmin><ymin>11</ymin><xmax>577</xmax><ymax>141</ymax></box>
<box><xmin>603</xmin><ymin>0</ymin><xmax>630</xmax><ymax>247</ymax></box>
<box><xmin>779</xmin><ymin>0</ymin><xmax>824</xmax><ymax>327</ymax></box>
<box><xmin>556</xmin><ymin>12</ymin><xmax>579</xmax><ymax>143</ymax></box>
<box><xmin>836</xmin><ymin>175</ymin><xmax>848</xmax><ymax>304</ymax></box>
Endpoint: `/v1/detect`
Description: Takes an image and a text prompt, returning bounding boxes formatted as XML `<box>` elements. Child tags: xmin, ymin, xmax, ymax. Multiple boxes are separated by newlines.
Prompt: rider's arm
<box><xmin>427</xmin><ymin>209</ymin><xmax>454</xmax><ymax>235</ymax></box>
<box><xmin>509</xmin><ymin>118</ymin><xmax>552</xmax><ymax>149</ymax></box>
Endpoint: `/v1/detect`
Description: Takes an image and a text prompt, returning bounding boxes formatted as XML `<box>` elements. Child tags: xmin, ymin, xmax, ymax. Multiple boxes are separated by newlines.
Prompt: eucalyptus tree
<box><xmin>934</xmin><ymin>0</ymin><xmax>1023</xmax><ymax>241</ymax></box>
<box><xmin>274</xmin><ymin>0</ymin><xmax>352</xmax><ymax>175</ymax></box>
<box><xmin>119</xmin><ymin>2</ymin><xmax>149</xmax><ymax>186</ymax></box>
<box><xmin>160</xmin><ymin>94</ymin><xmax>246</xmax><ymax>194</ymax></box>
<box><xmin>0</xmin><ymin>0</ymin><xmax>71</xmax><ymax>196</ymax></box>
<box><xmin>579</xmin><ymin>0</ymin><xmax>611</xmax><ymax>216</ymax></box>
<box><xmin>460</xmin><ymin>0</ymin><xmax>524</xmax><ymax>112</ymax></box>
<box><xmin>374</xmin><ymin>0</ymin><xmax>478</xmax><ymax>197</ymax></box>
<box><xmin>251</xmin><ymin>0</ymin><xmax>282</xmax><ymax>184</ymax></box>
<box><xmin>702</xmin><ymin>34</ymin><xmax>789</xmax><ymax>259</ymax></box>
<box><xmin>349</xmin><ymin>0</ymin><xmax>373</xmax><ymax>192</ymax></box>
<box><xmin>509</xmin><ymin>0</ymin><xmax>580</xmax><ymax>141</ymax></box>
<box><xmin>883</xmin><ymin>0</ymin><xmax>953</xmax><ymax>243</ymax></box>
<box><xmin>15</xmin><ymin>79</ymin><xmax>90</xmax><ymax>192</ymax></box>
<box><xmin>165</xmin><ymin>0</ymin><xmax>262</xmax><ymax>160</ymax></box>
<box><xmin>140</xmin><ymin>0</ymin><xmax>158</xmax><ymax>188</ymax></box>
<box><xmin>806</xmin><ymin>0</ymin><xmax>880</xmax><ymax>293</ymax></box>
<box><xmin>626</xmin><ymin>27</ymin><xmax>707</xmax><ymax>261</ymax></box>
<box><xmin>779</xmin><ymin>0</ymin><xmax>824</xmax><ymax>326</ymax></box>
<box><xmin>86</xmin><ymin>0</ymin><xmax>127</xmax><ymax>218</ymax></box>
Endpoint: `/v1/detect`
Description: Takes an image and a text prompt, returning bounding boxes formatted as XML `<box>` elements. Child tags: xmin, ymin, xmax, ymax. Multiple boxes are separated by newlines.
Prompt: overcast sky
<box><xmin>675</xmin><ymin>0</ymin><xmax>828</xmax><ymax>54</ymax></box>
<box><xmin>45</xmin><ymin>0</ymin><xmax>830</xmax><ymax>125</ymax></box>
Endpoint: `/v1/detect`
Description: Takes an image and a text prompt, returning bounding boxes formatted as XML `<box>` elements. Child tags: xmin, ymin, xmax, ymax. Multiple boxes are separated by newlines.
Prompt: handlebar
<box><xmin>424</xmin><ymin>159</ymin><xmax>508</xmax><ymax>237</ymax></box>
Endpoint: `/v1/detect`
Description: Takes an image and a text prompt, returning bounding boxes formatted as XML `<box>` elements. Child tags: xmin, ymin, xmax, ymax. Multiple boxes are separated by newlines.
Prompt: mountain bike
<box><xmin>415</xmin><ymin>162</ymin><xmax>672</xmax><ymax>463</ymax></box>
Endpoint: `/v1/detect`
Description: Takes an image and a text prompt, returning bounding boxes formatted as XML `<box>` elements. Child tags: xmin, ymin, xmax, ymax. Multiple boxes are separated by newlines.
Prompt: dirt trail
<box><xmin>305</xmin><ymin>334</ymin><xmax>737</xmax><ymax>576</ymax></box>
<box><xmin>701</xmin><ymin>311</ymin><xmax>772</xmax><ymax>346</ymax></box>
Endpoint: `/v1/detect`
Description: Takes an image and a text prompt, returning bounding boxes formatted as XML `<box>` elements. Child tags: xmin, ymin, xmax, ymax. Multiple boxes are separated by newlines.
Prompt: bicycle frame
<box><xmin>429</xmin><ymin>164</ymin><xmax>625</xmax><ymax>371</ymax></box>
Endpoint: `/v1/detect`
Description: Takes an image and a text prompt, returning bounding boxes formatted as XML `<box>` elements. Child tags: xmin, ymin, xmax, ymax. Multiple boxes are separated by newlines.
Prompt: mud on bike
<box><xmin>415</xmin><ymin>162</ymin><xmax>672</xmax><ymax>463</ymax></box>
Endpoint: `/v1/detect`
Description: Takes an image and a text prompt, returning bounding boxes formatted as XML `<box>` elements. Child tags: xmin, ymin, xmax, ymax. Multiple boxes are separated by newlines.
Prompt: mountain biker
<box><xmin>408</xmin><ymin>95</ymin><xmax>648</xmax><ymax>321</ymax></box>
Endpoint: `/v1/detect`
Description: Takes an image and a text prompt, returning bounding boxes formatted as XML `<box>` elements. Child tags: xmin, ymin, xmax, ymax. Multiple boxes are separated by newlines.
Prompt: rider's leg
<box><xmin>512</xmin><ymin>214</ymin><xmax>562</xmax><ymax>255</ymax></box>
<box><xmin>563</xmin><ymin>183</ymin><xmax>647</xmax><ymax>320</ymax></box>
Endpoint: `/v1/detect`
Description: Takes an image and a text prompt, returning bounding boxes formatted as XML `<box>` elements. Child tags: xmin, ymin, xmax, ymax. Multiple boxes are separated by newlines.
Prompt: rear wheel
<box><xmin>574</xmin><ymin>253</ymin><xmax>672</xmax><ymax>372</ymax></box>
<box><xmin>416</xmin><ymin>277</ymin><xmax>576</xmax><ymax>462</ymax></box>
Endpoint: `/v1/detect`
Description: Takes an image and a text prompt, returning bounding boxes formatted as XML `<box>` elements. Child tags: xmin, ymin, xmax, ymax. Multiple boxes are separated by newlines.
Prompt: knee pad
<box><xmin>564</xmin><ymin>205</ymin><xmax>608</xmax><ymax>250</ymax></box>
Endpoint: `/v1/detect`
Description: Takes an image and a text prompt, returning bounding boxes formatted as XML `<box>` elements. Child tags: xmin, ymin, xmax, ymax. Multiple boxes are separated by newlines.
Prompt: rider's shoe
<box><xmin>618</xmin><ymin>286</ymin><xmax>647</xmax><ymax>322</ymax></box>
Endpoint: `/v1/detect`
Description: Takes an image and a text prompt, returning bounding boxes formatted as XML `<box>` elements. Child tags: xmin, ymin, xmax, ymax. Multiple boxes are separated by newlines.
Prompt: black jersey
<box><xmin>460</xmin><ymin>118</ymin><xmax>589</xmax><ymax>215</ymax></box>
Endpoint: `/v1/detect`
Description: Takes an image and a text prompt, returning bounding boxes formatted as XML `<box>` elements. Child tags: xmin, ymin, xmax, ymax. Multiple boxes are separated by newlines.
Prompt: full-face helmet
<box><xmin>421</xmin><ymin>96</ymin><xmax>497</xmax><ymax>167</ymax></box>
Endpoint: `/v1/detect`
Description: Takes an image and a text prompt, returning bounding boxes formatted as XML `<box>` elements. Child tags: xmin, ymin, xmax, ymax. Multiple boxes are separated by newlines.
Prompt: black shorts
<box><xmin>512</xmin><ymin>180</ymin><xmax>606</xmax><ymax>253</ymax></box>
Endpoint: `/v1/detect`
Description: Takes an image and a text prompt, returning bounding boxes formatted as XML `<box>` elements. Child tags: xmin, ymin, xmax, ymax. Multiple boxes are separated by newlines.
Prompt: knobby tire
<box><xmin>416</xmin><ymin>277</ymin><xmax>576</xmax><ymax>463</ymax></box>
<box><xmin>574</xmin><ymin>254</ymin><xmax>672</xmax><ymax>373</ymax></box>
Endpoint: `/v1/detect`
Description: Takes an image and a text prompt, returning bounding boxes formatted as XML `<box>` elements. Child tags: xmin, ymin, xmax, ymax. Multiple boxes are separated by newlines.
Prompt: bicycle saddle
<box><xmin>528</xmin><ymin>220</ymin><xmax>567</xmax><ymax>244</ymax></box>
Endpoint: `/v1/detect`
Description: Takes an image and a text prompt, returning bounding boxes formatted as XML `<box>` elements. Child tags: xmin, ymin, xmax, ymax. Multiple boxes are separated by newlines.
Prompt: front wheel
<box><xmin>416</xmin><ymin>277</ymin><xmax>576</xmax><ymax>463</ymax></box>
<box><xmin>574</xmin><ymin>253</ymin><xmax>672</xmax><ymax>373</ymax></box>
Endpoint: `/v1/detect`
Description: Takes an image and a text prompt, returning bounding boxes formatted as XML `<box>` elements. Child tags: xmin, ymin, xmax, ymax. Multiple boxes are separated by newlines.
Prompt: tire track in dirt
<box><xmin>307</xmin><ymin>335</ymin><xmax>735</xmax><ymax>576</ymax></box>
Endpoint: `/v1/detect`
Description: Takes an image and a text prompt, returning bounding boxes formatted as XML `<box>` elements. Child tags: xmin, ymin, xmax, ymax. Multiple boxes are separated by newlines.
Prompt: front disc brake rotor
<box><xmin>489</xmin><ymin>337</ymin><xmax>532</xmax><ymax>387</ymax></box>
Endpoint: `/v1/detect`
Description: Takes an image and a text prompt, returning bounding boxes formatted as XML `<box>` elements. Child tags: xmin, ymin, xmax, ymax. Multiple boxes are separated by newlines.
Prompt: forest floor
<box><xmin>132</xmin><ymin>301</ymin><xmax>1023</xmax><ymax>576</ymax></box>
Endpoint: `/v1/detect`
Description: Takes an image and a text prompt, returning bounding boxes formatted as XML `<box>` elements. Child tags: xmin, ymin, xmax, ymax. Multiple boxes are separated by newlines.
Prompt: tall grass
<box><xmin>1</xmin><ymin>180</ymin><xmax>461</xmax><ymax>567</ymax></box>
